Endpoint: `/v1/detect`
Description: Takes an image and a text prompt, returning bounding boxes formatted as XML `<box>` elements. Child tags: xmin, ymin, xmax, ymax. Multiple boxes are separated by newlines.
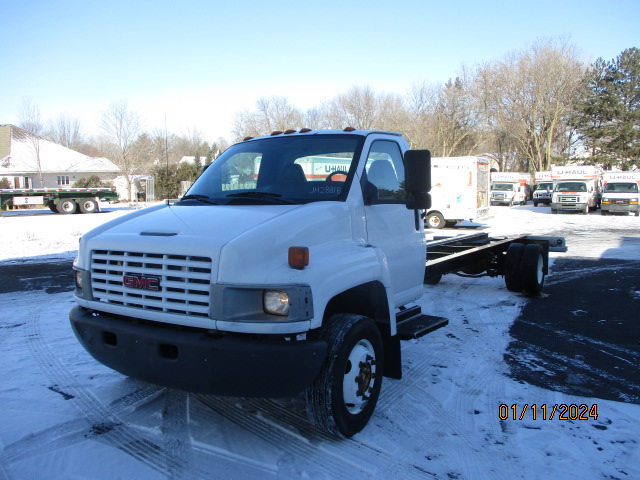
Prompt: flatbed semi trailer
<box><xmin>0</xmin><ymin>187</ymin><xmax>118</xmax><ymax>215</ymax></box>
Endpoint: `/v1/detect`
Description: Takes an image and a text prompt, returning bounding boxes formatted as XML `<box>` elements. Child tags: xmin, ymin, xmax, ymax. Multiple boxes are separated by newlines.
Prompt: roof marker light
<box><xmin>343</xmin><ymin>127</ymin><xmax>356</xmax><ymax>132</ymax></box>
<box><xmin>270</xmin><ymin>131</ymin><xmax>283</xmax><ymax>136</ymax></box>
<box><xmin>284</xmin><ymin>129</ymin><xmax>297</xmax><ymax>134</ymax></box>
<box><xmin>299</xmin><ymin>128</ymin><xmax>312</xmax><ymax>133</ymax></box>
<box><xmin>243</xmin><ymin>136</ymin><xmax>254</xmax><ymax>141</ymax></box>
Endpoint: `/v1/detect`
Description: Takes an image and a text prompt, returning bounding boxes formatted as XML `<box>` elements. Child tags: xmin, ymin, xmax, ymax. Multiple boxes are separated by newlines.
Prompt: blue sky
<box><xmin>1</xmin><ymin>0</ymin><xmax>638</xmax><ymax>141</ymax></box>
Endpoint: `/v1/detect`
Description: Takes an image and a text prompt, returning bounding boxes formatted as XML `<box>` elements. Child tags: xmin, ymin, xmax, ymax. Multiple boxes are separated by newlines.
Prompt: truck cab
<box><xmin>600</xmin><ymin>172</ymin><xmax>640</xmax><ymax>216</ymax></box>
<box><xmin>550</xmin><ymin>166</ymin><xmax>601</xmax><ymax>215</ymax></box>
<box><xmin>532</xmin><ymin>181</ymin><xmax>553</xmax><ymax>207</ymax></box>
<box><xmin>69</xmin><ymin>129</ymin><xmax>431</xmax><ymax>437</ymax></box>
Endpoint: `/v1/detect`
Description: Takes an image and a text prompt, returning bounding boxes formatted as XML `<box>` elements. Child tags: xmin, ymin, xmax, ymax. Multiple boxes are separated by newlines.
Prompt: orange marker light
<box><xmin>288</xmin><ymin>246</ymin><xmax>309</xmax><ymax>269</ymax></box>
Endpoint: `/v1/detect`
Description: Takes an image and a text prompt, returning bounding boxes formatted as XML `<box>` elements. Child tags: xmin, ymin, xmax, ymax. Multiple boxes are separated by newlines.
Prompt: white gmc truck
<box><xmin>70</xmin><ymin>129</ymin><xmax>562</xmax><ymax>437</ymax></box>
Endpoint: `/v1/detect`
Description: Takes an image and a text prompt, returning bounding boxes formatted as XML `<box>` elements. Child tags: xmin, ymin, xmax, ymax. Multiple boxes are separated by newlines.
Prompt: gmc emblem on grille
<box><xmin>123</xmin><ymin>274</ymin><xmax>160</xmax><ymax>291</ymax></box>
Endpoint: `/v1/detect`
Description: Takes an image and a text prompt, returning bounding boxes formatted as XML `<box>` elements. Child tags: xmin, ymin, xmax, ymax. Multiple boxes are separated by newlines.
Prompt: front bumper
<box><xmin>69</xmin><ymin>306</ymin><xmax>327</xmax><ymax>397</ymax></box>
<box><xmin>601</xmin><ymin>204</ymin><xmax>639</xmax><ymax>214</ymax></box>
<box><xmin>551</xmin><ymin>202</ymin><xmax>585</xmax><ymax>211</ymax></box>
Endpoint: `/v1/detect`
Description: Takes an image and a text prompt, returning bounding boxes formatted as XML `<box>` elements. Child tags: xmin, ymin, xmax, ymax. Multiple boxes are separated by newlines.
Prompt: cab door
<box><xmin>362</xmin><ymin>139</ymin><xmax>425</xmax><ymax>306</ymax></box>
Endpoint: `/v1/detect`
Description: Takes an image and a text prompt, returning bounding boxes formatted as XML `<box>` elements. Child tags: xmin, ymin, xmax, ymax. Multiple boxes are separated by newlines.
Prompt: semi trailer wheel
<box><xmin>56</xmin><ymin>199</ymin><xmax>77</xmax><ymax>214</ymax></box>
<box><xmin>306</xmin><ymin>314</ymin><xmax>383</xmax><ymax>438</ymax></box>
<box><xmin>79</xmin><ymin>198</ymin><xmax>98</xmax><ymax>214</ymax></box>
<box><xmin>520</xmin><ymin>244</ymin><xmax>545</xmax><ymax>296</ymax></box>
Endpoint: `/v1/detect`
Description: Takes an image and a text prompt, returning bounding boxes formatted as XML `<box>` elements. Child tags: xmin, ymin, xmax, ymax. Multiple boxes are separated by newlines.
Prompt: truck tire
<box><xmin>533</xmin><ymin>201</ymin><xmax>538</xmax><ymax>207</ymax></box>
<box><xmin>520</xmin><ymin>244</ymin><xmax>545</xmax><ymax>296</ymax></box>
<box><xmin>57</xmin><ymin>199</ymin><xmax>77</xmax><ymax>214</ymax></box>
<box><xmin>306</xmin><ymin>314</ymin><xmax>383</xmax><ymax>438</ymax></box>
<box><xmin>582</xmin><ymin>204</ymin><xmax>589</xmax><ymax>215</ymax></box>
<box><xmin>425</xmin><ymin>212</ymin><xmax>445</xmax><ymax>229</ymax></box>
<box><xmin>79</xmin><ymin>198</ymin><xmax>98</xmax><ymax>214</ymax></box>
<box><xmin>504</xmin><ymin>243</ymin><xmax>524</xmax><ymax>292</ymax></box>
<box><xmin>424</xmin><ymin>273</ymin><xmax>443</xmax><ymax>285</ymax></box>
<box><xmin>551</xmin><ymin>208</ymin><xmax>557</xmax><ymax>214</ymax></box>
<box><xmin>47</xmin><ymin>200</ymin><xmax>57</xmax><ymax>213</ymax></box>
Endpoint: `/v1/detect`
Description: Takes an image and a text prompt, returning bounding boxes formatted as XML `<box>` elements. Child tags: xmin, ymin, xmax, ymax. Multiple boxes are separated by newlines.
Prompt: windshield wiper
<box><xmin>225</xmin><ymin>191</ymin><xmax>296</xmax><ymax>204</ymax></box>
<box><xmin>179</xmin><ymin>194</ymin><xmax>218</xmax><ymax>205</ymax></box>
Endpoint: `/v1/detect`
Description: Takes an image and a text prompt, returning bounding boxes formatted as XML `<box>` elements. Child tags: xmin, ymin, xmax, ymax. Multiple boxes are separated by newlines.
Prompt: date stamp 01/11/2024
<box><xmin>499</xmin><ymin>404</ymin><xmax>599</xmax><ymax>421</ymax></box>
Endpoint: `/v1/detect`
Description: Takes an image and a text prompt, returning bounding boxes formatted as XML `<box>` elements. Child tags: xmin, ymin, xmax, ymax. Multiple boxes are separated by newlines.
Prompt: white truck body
<box><xmin>69</xmin><ymin>129</ymin><xmax>559</xmax><ymax>437</ymax></box>
<box><xmin>551</xmin><ymin>165</ymin><xmax>602</xmax><ymax>214</ymax></box>
<box><xmin>600</xmin><ymin>171</ymin><xmax>640</xmax><ymax>216</ymax></box>
<box><xmin>532</xmin><ymin>171</ymin><xmax>553</xmax><ymax>207</ymax></box>
<box><xmin>424</xmin><ymin>156</ymin><xmax>490</xmax><ymax>229</ymax></box>
<box><xmin>490</xmin><ymin>172</ymin><xmax>532</xmax><ymax>206</ymax></box>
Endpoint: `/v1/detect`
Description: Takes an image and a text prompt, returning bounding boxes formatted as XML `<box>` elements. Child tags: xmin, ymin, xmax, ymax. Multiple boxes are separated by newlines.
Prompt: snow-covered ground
<box><xmin>0</xmin><ymin>203</ymin><xmax>638</xmax><ymax>480</ymax></box>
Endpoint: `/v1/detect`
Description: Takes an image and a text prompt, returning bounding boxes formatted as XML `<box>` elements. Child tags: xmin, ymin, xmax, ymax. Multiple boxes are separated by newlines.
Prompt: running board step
<box><xmin>396</xmin><ymin>306</ymin><xmax>449</xmax><ymax>340</ymax></box>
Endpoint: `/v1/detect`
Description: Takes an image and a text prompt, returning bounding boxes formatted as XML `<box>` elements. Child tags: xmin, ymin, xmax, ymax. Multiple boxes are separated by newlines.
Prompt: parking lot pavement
<box><xmin>505</xmin><ymin>257</ymin><xmax>640</xmax><ymax>404</ymax></box>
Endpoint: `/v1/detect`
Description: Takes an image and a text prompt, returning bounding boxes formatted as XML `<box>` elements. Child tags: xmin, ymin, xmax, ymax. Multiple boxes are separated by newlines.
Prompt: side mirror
<box><xmin>403</xmin><ymin>150</ymin><xmax>431</xmax><ymax>210</ymax></box>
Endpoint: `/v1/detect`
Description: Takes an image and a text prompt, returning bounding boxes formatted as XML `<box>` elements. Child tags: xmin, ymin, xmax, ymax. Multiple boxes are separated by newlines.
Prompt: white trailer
<box><xmin>551</xmin><ymin>165</ymin><xmax>602</xmax><ymax>214</ymax></box>
<box><xmin>490</xmin><ymin>172</ymin><xmax>532</xmax><ymax>206</ymax></box>
<box><xmin>600</xmin><ymin>171</ymin><xmax>640</xmax><ymax>216</ymax></box>
<box><xmin>424</xmin><ymin>156</ymin><xmax>490</xmax><ymax>229</ymax></box>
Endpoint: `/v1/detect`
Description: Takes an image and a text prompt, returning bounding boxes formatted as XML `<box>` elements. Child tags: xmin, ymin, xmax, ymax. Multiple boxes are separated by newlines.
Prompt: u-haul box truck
<box><xmin>424</xmin><ymin>156</ymin><xmax>490</xmax><ymax>229</ymax></box>
<box><xmin>490</xmin><ymin>172</ymin><xmax>532</xmax><ymax>206</ymax></box>
<box><xmin>551</xmin><ymin>165</ymin><xmax>602</xmax><ymax>214</ymax></box>
<box><xmin>532</xmin><ymin>171</ymin><xmax>553</xmax><ymax>207</ymax></box>
<box><xmin>600</xmin><ymin>171</ymin><xmax>640</xmax><ymax>216</ymax></box>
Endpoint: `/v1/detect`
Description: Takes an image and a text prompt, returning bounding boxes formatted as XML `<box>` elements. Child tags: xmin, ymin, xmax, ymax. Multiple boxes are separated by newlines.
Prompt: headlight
<box><xmin>75</xmin><ymin>270</ymin><xmax>84</xmax><ymax>290</ymax></box>
<box><xmin>263</xmin><ymin>290</ymin><xmax>290</xmax><ymax>316</ymax></box>
<box><xmin>602</xmin><ymin>197</ymin><xmax>611</xmax><ymax>204</ymax></box>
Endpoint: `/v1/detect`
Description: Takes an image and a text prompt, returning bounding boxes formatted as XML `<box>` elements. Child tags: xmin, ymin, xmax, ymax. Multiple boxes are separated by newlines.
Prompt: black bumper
<box><xmin>69</xmin><ymin>306</ymin><xmax>327</xmax><ymax>397</ymax></box>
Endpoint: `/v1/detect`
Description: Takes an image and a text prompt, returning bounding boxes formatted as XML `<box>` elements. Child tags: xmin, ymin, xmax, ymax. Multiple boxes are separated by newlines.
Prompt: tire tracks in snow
<box><xmin>14</xmin><ymin>297</ymin><xmax>223</xmax><ymax>480</ymax></box>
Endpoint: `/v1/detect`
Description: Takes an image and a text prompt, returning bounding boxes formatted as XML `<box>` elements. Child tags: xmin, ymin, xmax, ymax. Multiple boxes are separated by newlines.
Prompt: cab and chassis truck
<box><xmin>69</xmin><ymin>129</ymin><xmax>564</xmax><ymax>437</ymax></box>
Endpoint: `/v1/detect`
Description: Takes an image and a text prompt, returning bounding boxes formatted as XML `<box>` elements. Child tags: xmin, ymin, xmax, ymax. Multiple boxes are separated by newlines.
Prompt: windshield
<box><xmin>604</xmin><ymin>182</ymin><xmax>638</xmax><ymax>194</ymax></box>
<box><xmin>536</xmin><ymin>182</ymin><xmax>553</xmax><ymax>190</ymax></box>
<box><xmin>492</xmin><ymin>183</ymin><xmax>514</xmax><ymax>191</ymax></box>
<box><xmin>555</xmin><ymin>182</ymin><xmax>587</xmax><ymax>192</ymax></box>
<box><xmin>180</xmin><ymin>135</ymin><xmax>363</xmax><ymax>205</ymax></box>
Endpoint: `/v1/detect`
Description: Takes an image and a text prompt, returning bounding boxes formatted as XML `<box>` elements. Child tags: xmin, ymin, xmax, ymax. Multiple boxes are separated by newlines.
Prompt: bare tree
<box><xmin>46</xmin><ymin>114</ymin><xmax>84</xmax><ymax>149</ymax></box>
<box><xmin>17</xmin><ymin>98</ymin><xmax>45</xmax><ymax>187</ymax></box>
<box><xmin>99</xmin><ymin>100</ymin><xmax>144</xmax><ymax>201</ymax></box>
<box><xmin>476</xmin><ymin>38</ymin><xmax>585</xmax><ymax>172</ymax></box>
<box><xmin>232</xmin><ymin>96</ymin><xmax>303</xmax><ymax>140</ymax></box>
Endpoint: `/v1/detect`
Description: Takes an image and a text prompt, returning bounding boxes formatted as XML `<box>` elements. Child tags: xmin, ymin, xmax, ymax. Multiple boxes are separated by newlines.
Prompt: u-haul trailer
<box><xmin>424</xmin><ymin>156</ymin><xmax>490</xmax><ymax>229</ymax></box>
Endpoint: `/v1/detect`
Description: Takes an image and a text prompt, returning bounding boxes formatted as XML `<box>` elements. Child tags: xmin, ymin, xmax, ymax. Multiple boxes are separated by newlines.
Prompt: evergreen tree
<box><xmin>573</xmin><ymin>47</ymin><xmax>640</xmax><ymax>169</ymax></box>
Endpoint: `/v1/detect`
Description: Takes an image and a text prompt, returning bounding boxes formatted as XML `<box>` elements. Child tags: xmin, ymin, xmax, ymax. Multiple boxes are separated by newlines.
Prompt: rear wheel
<box><xmin>47</xmin><ymin>200</ymin><xmax>57</xmax><ymax>213</ymax></box>
<box><xmin>78</xmin><ymin>198</ymin><xmax>98</xmax><ymax>214</ymax></box>
<box><xmin>504</xmin><ymin>243</ymin><xmax>525</xmax><ymax>292</ymax></box>
<box><xmin>306</xmin><ymin>314</ymin><xmax>383</xmax><ymax>438</ymax></box>
<box><xmin>520</xmin><ymin>244</ymin><xmax>545</xmax><ymax>296</ymax></box>
<box><xmin>56</xmin><ymin>199</ymin><xmax>77</xmax><ymax>214</ymax></box>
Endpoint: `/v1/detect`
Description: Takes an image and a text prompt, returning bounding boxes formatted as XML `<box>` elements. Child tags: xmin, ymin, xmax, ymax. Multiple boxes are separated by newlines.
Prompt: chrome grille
<box><xmin>559</xmin><ymin>195</ymin><xmax>579</xmax><ymax>203</ymax></box>
<box><xmin>90</xmin><ymin>250</ymin><xmax>213</xmax><ymax>317</ymax></box>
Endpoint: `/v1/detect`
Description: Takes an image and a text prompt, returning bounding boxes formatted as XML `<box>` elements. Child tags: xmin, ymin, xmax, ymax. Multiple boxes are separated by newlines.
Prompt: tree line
<box><xmin>16</xmin><ymin>38</ymin><xmax>639</xmax><ymax>200</ymax></box>
<box><xmin>234</xmin><ymin>39</ymin><xmax>639</xmax><ymax>173</ymax></box>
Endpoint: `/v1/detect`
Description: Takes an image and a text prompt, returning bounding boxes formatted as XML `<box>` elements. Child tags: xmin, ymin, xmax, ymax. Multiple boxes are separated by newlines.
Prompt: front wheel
<box><xmin>306</xmin><ymin>314</ymin><xmax>383</xmax><ymax>438</ymax></box>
